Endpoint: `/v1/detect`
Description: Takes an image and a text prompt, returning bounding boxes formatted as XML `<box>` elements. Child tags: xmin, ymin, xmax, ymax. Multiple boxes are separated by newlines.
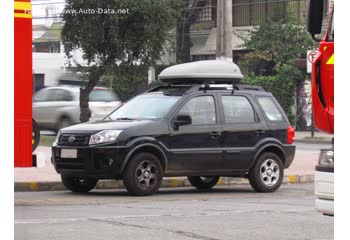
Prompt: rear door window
<box><xmin>257</xmin><ymin>97</ymin><xmax>284</xmax><ymax>121</ymax></box>
<box><xmin>221</xmin><ymin>95</ymin><xmax>256</xmax><ymax>123</ymax></box>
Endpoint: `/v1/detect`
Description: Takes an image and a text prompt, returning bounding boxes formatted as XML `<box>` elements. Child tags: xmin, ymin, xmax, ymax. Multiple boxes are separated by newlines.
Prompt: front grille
<box><xmin>58</xmin><ymin>135</ymin><xmax>90</xmax><ymax>146</ymax></box>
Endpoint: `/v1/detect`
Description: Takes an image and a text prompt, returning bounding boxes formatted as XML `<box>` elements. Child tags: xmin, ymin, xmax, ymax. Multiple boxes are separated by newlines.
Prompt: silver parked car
<box><xmin>33</xmin><ymin>86</ymin><xmax>122</xmax><ymax>131</ymax></box>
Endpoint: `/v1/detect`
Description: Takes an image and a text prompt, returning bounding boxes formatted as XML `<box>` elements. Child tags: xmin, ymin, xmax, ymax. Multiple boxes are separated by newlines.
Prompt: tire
<box><xmin>188</xmin><ymin>176</ymin><xmax>220</xmax><ymax>190</ymax></box>
<box><xmin>123</xmin><ymin>153</ymin><xmax>163</xmax><ymax>196</ymax></box>
<box><xmin>57</xmin><ymin>117</ymin><xmax>73</xmax><ymax>131</ymax></box>
<box><xmin>32</xmin><ymin>119</ymin><xmax>40</xmax><ymax>152</ymax></box>
<box><xmin>248</xmin><ymin>152</ymin><xmax>284</xmax><ymax>193</ymax></box>
<box><xmin>61</xmin><ymin>175</ymin><xmax>98</xmax><ymax>193</ymax></box>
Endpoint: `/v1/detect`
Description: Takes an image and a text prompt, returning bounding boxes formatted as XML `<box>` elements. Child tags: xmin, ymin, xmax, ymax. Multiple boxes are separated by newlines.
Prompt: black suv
<box><xmin>52</xmin><ymin>61</ymin><xmax>295</xmax><ymax>196</ymax></box>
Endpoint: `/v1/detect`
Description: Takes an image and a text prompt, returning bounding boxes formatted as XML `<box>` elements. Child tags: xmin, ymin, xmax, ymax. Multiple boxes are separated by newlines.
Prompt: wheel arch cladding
<box><xmin>123</xmin><ymin>144</ymin><xmax>168</xmax><ymax>172</ymax></box>
<box><xmin>254</xmin><ymin>145</ymin><xmax>286</xmax><ymax>167</ymax></box>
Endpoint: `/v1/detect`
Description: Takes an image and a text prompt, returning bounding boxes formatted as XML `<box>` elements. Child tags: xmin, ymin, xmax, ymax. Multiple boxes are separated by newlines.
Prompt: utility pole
<box><xmin>216</xmin><ymin>0</ymin><xmax>233</xmax><ymax>61</ymax></box>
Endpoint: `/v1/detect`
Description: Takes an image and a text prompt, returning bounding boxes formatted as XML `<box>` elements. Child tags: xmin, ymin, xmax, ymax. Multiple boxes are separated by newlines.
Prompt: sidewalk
<box><xmin>293</xmin><ymin>131</ymin><xmax>333</xmax><ymax>144</ymax></box>
<box><xmin>14</xmin><ymin>131</ymin><xmax>332</xmax><ymax>191</ymax></box>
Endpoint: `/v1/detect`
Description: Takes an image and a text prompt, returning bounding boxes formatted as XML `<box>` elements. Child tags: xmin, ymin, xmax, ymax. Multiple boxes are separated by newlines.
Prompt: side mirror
<box><xmin>173</xmin><ymin>114</ymin><xmax>192</xmax><ymax>130</ymax></box>
<box><xmin>307</xmin><ymin>0</ymin><xmax>324</xmax><ymax>37</ymax></box>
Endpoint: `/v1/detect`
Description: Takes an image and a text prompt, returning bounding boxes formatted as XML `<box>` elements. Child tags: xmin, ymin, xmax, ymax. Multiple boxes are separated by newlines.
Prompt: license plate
<box><xmin>61</xmin><ymin>149</ymin><xmax>77</xmax><ymax>159</ymax></box>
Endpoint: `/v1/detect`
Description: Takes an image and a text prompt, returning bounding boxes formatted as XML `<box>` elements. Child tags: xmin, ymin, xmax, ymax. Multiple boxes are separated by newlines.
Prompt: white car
<box><xmin>33</xmin><ymin>86</ymin><xmax>122</xmax><ymax>131</ymax></box>
<box><xmin>315</xmin><ymin>148</ymin><xmax>334</xmax><ymax>216</ymax></box>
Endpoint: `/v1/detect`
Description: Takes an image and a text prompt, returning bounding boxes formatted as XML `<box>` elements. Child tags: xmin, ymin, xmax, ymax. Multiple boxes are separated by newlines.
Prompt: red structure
<box><xmin>14</xmin><ymin>0</ymin><xmax>33</xmax><ymax>167</ymax></box>
<box><xmin>311</xmin><ymin>9</ymin><xmax>334</xmax><ymax>134</ymax></box>
<box><xmin>307</xmin><ymin>2</ymin><xmax>334</xmax><ymax>134</ymax></box>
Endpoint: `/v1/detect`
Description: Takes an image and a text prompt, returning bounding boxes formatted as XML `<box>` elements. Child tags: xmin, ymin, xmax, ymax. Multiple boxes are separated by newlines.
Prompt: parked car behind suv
<box><xmin>52</xmin><ymin>60</ymin><xmax>295</xmax><ymax>196</ymax></box>
<box><xmin>33</xmin><ymin>86</ymin><xmax>122</xmax><ymax>131</ymax></box>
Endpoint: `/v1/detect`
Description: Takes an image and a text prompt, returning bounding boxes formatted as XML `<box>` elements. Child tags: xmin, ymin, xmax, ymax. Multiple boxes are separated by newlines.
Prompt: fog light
<box><xmin>104</xmin><ymin>158</ymin><xmax>114</xmax><ymax>166</ymax></box>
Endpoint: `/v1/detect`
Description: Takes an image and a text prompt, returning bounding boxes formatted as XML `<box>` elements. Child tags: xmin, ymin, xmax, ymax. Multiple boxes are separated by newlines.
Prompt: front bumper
<box><xmin>52</xmin><ymin>145</ymin><xmax>127</xmax><ymax>179</ymax></box>
<box><xmin>315</xmin><ymin>168</ymin><xmax>334</xmax><ymax>215</ymax></box>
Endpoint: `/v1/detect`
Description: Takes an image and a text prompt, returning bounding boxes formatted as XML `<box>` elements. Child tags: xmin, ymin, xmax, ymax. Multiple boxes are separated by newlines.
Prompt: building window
<box><xmin>192</xmin><ymin>54</ymin><xmax>216</xmax><ymax>61</ymax></box>
<box><xmin>197</xmin><ymin>1</ymin><xmax>213</xmax><ymax>22</ymax></box>
<box><xmin>232</xmin><ymin>0</ymin><xmax>305</xmax><ymax>27</ymax></box>
<box><xmin>190</xmin><ymin>0</ymin><xmax>216</xmax><ymax>23</ymax></box>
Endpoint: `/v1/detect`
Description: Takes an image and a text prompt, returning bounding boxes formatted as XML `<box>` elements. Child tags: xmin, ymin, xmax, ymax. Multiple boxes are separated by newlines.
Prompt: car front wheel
<box><xmin>248</xmin><ymin>152</ymin><xmax>284</xmax><ymax>192</ymax></box>
<box><xmin>123</xmin><ymin>153</ymin><xmax>163</xmax><ymax>196</ymax></box>
<box><xmin>188</xmin><ymin>176</ymin><xmax>220</xmax><ymax>190</ymax></box>
<box><xmin>61</xmin><ymin>175</ymin><xmax>98</xmax><ymax>193</ymax></box>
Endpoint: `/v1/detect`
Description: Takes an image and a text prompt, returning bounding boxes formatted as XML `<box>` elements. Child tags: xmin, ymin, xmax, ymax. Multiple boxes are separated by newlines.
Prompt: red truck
<box><xmin>307</xmin><ymin>0</ymin><xmax>334</xmax><ymax>216</ymax></box>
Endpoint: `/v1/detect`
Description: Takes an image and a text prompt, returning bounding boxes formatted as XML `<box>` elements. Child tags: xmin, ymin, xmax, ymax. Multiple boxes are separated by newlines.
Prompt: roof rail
<box><xmin>145</xmin><ymin>83</ymin><xmax>265</xmax><ymax>95</ymax></box>
<box><xmin>146</xmin><ymin>84</ymin><xmax>193</xmax><ymax>95</ymax></box>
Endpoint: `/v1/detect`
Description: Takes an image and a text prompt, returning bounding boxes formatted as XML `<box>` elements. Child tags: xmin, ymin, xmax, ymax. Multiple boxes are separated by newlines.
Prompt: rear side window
<box><xmin>221</xmin><ymin>96</ymin><xmax>255</xmax><ymax>123</ymax></box>
<box><xmin>90</xmin><ymin>89</ymin><xmax>120</xmax><ymax>102</ymax></box>
<box><xmin>257</xmin><ymin>97</ymin><xmax>284</xmax><ymax>121</ymax></box>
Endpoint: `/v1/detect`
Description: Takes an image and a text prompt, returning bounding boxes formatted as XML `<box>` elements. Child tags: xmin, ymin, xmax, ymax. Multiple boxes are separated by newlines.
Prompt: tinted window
<box><xmin>258</xmin><ymin>97</ymin><xmax>284</xmax><ymax>121</ymax></box>
<box><xmin>178</xmin><ymin>96</ymin><xmax>216</xmax><ymax>125</ymax></box>
<box><xmin>222</xmin><ymin>96</ymin><xmax>255</xmax><ymax>123</ymax></box>
<box><xmin>90</xmin><ymin>89</ymin><xmax>120</xmax><ymax>102</ymax></box>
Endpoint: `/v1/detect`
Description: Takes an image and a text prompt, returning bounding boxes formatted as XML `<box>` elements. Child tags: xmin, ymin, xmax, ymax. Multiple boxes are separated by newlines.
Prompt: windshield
<box><xmin>107</xmin><ymin>94</ymin><xmax>181</xmax><ymax>120</ymax></box>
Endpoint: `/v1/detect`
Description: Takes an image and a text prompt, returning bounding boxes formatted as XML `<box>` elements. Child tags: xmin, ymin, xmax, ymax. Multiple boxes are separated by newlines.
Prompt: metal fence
<box><xmin>192</xmin><ymin>0</ymin><xmax>306</xmax><ymax>26</ymax></box>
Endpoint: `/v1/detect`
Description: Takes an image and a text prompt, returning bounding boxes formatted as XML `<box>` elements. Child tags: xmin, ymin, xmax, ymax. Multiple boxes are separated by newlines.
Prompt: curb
<box><xmin>14</xmin><ymin>175</ymin><xmax>314</xmax><ymax>192</ymax></box>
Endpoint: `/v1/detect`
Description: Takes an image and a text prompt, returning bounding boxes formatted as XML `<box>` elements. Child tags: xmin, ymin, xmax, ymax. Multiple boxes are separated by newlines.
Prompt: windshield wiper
<box><xmin>115</xmin><ymin>117</ymin><xmax>137</xmax><ymax>120</ymax></box>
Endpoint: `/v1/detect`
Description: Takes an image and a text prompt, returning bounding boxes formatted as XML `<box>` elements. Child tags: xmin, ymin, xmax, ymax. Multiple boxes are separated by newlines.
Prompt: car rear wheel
<box><xmin>188</xmin><ymin>176</ymin><xmax>220</xmax><ymax>190</ymax></box>
<box><xmin>248</xmin><ymin>152</ymin><xmax>283</xmax><ymax>192</ymax></box>
<box><xmin>123</xmin><ymin>153</ymin><xmax>163</xmax><ymax>196</ymax></box>
<box><xmin>61</xmin><ymin>175</ymin><xmax>98</xmax><ymax>193</ymax></box>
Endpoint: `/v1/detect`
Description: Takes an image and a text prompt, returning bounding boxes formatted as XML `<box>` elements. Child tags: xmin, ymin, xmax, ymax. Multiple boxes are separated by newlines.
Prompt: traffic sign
<box><xmin>307</xmin><ymin>50</ymin><xmax>318</xmax><ymax>74</ymax></box>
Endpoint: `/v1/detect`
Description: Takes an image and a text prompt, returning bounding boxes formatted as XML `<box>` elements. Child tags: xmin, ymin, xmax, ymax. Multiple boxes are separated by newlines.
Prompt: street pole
<box><xmin>216</xmin><ymin>0</ymin><xmax>232</xmax><ymax>61</ymax></box>
<box><xmin>311</xmin><ymin>100</ymin><xmax>315</xmax><ymax>138</ymax></box>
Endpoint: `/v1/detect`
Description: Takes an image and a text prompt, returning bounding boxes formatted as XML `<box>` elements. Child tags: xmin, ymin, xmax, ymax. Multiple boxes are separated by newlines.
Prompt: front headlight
<box><xmin>53</xmin><ymin>131</ymin><xmax>61</xmax><ymax>145</ymax></box>
<box><xmin>319</xmin><ymin>149</ymin><xmax>334</xmax><ymax>167</ymax></box>
<box><xmin>89</xmin><ymin>130</ymin><xmax>123</xmax><ymax>145</ymax></box>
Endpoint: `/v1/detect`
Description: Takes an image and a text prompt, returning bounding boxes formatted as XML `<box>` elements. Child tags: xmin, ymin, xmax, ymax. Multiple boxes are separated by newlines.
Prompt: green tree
<box><xmin>61</xmin><ymin>0</ymin><xmax>179</xmax><ymax>122</ymax></box>
<box><xmin>240</xmin><ymin>17</ymin><xmax>316</xmax><ymax>123</ymax></box>
<box><xmin>101</xmin><ymin>65</ymin><xmax>148</xmax><ymax>102</ymax></box>
<box><xmin>241</xmin><ymin>18</ymin><xmax>315</xmax><ymax>75</ymax></box>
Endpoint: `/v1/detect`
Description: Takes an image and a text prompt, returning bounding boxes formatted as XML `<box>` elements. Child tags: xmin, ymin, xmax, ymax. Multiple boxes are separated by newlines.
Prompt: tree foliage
<box><xmin>101</xmin><ymin>65</ymin><xmax>148</xmax><ymax>102</ymax></box>
<box><xmin>61</xmin><ymin>0</ymin><xmax>179</xmax><ymax>121</ymax></box>
<box><xmin>241</xmin><ymin>17</ymin><xmax>316</xmax><ymax>123</ymax></box>
<box><xmin>241</xmin><ymin>18</ymin><xmax>316</xmax><ymax>75</ymax></box>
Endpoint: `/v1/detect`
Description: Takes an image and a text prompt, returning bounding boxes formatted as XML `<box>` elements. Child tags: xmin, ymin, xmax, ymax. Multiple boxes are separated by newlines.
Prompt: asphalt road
<box><xmin>15</xmin><ymin>183</ymin><xmax>333</xmax><ymax>240</ymax></box>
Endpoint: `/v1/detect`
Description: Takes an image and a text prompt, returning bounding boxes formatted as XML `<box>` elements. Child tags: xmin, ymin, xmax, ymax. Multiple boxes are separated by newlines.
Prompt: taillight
<box><xmin>287</xmin><ymin>126</ymin><xmax>295</xmax><ymax>144</ymax></box>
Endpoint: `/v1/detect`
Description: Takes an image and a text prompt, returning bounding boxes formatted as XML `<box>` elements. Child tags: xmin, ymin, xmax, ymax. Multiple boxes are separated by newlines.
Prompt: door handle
<box><xmin>210</xmin><ymin>131</ymin><xmax>221</xmax><ymax>138</ymax></box>
<box><xmin>256</xmin><ymin>130</ymin><xmax>266</xmax><ymax>135</ymax></box>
